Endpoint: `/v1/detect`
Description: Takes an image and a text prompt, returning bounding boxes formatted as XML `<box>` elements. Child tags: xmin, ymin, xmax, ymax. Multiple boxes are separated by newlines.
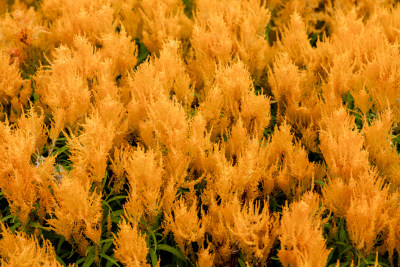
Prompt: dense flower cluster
<box><xmin>0</xmin><ymin>0</ymin><xmax>400</xmax><ymax>266</ymax></box>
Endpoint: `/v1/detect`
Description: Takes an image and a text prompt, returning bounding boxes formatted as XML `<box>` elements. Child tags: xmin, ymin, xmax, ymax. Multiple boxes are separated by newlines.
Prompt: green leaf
<box><xmin>110</xmin><ymin>209</ymin><xmax>124</xmax><ymax>224</ymax></box>
<box><xmin>339</xmin><ymin>227</ymin><xmax>346</xmax><ymax>242</ymax></box>
<box><xmin>157</xmin><ymin>244</ymin><xmax>187</xmax><ymax>263</ymax></box>
<box><xmin>150</xmin><ymin>248</ymin><xmax>157</xmax><ymax>267</ymax></box>
<box><xmin>28</xmin><ymin>221</ymin><xmax>50</xmax><ymax>231</ymax></box>
<box><xmin>101</xmin><ymin>239</ymin><xmax>113</xmax><ymax>254</ymax></box>
<box><xmin>135</xmin><ymin>39</ymin><xmax>150</xmax><ymax>64</ymax></box>
<box><xmin>324</xmin><ymin>223</ymin><xmax>331</xmax><ymax>231</ymax></box>
<box><xmin>106</xmin><ymin>195</ymin><xmax>127</xmax><ymax>204</ymax></box>
<box><xmin>102</xmin><ymin>200</ymin><xmax>114</xmax><ymax>214</ymax></box>
<box><xmin>82</xmin><ymin>248</ymin><xmax>95</xmax><ymax>267</ymax></box>
<box><xmin>370</xmin><ymin>261</ymin><xmax>389</xmax><ymax>267</ymax></box>
<box><xmin>100</xmin><ymin>238</ymin><xmax>114</xmax><ymax>244</ymax></box>
<box><xmin>111</xmin><ymin>217</ymin><xmax>123</xmax><ymax>224</ymax></box>
<box><xmin>57</xmin><ymin>236</ymin><xmax>65</xmax><ymax>254</ymax></box>
<box><xmin>149</xmin><ymin>230</ymin><xmax>158</xmax><ymax>250</ymax></box>
<box><xmin>9</xmin><ymin>222</ymin><xmax>21</xmax><ymax>232</ymax></box>
<box><xmin>314</xmin><ymin>180</ymin><xmax>326</xmax><ymax>187</ymax></box>
<box><xmin>67</xmin><ymin>247</ymin><xmax>76</xmax><ymax>259</ymax></box>
<box><xmin>75</xmin><ymin>257</ymin><xmax>86</xmax><ymax>265</ymax></box>
<box><xmin>100</xmin><ymin>254</ymin><xmax>121</xmax><ymax>267</ymax></box>
<box><xmin>339</xmin><ymin>245</ymin><xmax>353</xmax><ymax>257</ymax></box>
<box><xmin>55</xmin><ymin>146</ymin><xmax>68</xmax><ymax>154</ymax></box>
<box><xmin>1</xmin><ymin>214</ymin><xmax>15</xmax><ymax>222</ymax></box>
<box><xmin>113</xmin><ymin>210</ymin><xmax>125</xmax><ymax>217</ymax></box>
<box><xmin>106</xmin><ymin>260</ymin><xmax>114</xmax><ymax>267</ymax></box>
<box><xmin>102</xmin><ymin>171</ymin><xmax>109</xmax><ymax>188</ymax></box>
<box><xmin>60</xmin><ymin>251</ymin><xmax>71</xmax><ymax>259</ymax></box>
<box><xmin>56</xmin><ymin>255</ymin><xmax>66</xmax><ymax>266</ymax></box>
<box><xmin>238</xmin><ymin>258</ymin><xmax>246</xmax><ymax>267</ymax></box>
<box><xmin>327</xmin><ymin>247</ymin><xmax>335</xmax><ymax>264</ymax></box>
<box><xmin>54</xmin><ymin>165</ymin><xmax>60</xmax><ymax>173</ymax></box>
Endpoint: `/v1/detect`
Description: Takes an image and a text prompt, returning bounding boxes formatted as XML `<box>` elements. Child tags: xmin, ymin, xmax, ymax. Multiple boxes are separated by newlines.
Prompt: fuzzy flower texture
<box><xmin>0</xmin><ymin>0</ymin><xmax>400</xmax><ymax>266</ymax></box>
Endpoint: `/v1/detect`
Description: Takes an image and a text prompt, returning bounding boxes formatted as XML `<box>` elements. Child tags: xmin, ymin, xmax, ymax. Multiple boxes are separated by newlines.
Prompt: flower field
<box><xmin>1</xmin><ymin>0</ymin><xmax>400</xmax><ymax>266</ymax></box>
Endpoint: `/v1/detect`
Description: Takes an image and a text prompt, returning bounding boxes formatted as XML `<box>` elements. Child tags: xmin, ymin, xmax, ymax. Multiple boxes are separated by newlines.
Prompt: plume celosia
<box><xmin>274</xmin><ymin>0</ymin><xmax>327</xmax><ymax>35</ymax></box>
<box><xmin>2</xmin><ymin>0</ymin><xmax>400</xmax><ymax>265</ymax></box>
<box><xmin>0</xmin><ymin>119</ymin><xmax>56</xmax><ymax>224</ymax></box>
<box><xmin>190</xmin><ymin>0</ymin><xmax>273</xmax><ymax>86</ymax></box>
<box><xmin>40</xmin><ymin>0</ymin><xmax>115</xmax><ymax>46</ymax></box>
<box><xmin>278</xmin><ymin>192</ymin><xmax>331</xmax><ymax>267</ymax></box>
<box><xmin>262</xmin><ymin>121</ymin><xmax>316</xmax><ymax>197</ymax></box>
<box><xmin>322</xmin><ymin>176</ymin><xmax>352</xmax><ymax>217</ymax></box>
<box><xmin>0</xmin><ymin>7</ymin><xmax>46</xmax><ymax>64</ymax></box>
<box><xmin>126</xmin><ymin>39</ymin><xmax>193</xmax><ymax>108</ymax></box>
<box><xmin>0</xmin><ymin>223</ymin><xmax>62</xmax><ymax>267</ymax></box>
<box><xmin>113</xmin><ymin>220</ymin><xmax>150</xmax><ymax>266</ymax></box>
<box><xmin>0</xmin><ymin>49</ymin><xmax>31</xmax><ymax>121</ymax></box>
<box><xmin>364</xmin><ymin>44</ymin><xmax>400</xmax><ymax>122</ymax></box>
<box><xmin>204</xmin><ymin>197</ymin><xmax>239</xmax><ymax>265</ymax></box>
<box><xmin>363</xmin><ymin>110</ymin><xmax>400</xmax><ymax>186</ymax></box>
<box><xmin>109</xmin><ymin>144</ymin><xmax>132</xmax><ymax>194</ymax></box>
<box><xmin>16</xmin><ymin>107</ymin><xmax>48</xmax><ymax>153</ymax></box>
<box><xmin>200</xmin><ymin>61</ymin><xmax>270</xmax><ymax>139</ymax></box>
<box><xmin>67</xmin><ymin>110</ymin><xmax>115</xmax><ymax>185</ymax></box>
<box><xmin>323</xmin><ymin>52</ymin><xmax>357</xmax><ymax>106</ymax></box>
<box><xmin>186</xmin><ymin>112</ymin><xmax>213</xmax><ymax>176</ymax></box>
<box><xmin>385</xmin><ymin>195</ymin><xmax>400</xmax><ymax>264</ymax></box>
<box><xmin>99</xmin><ymin>26</ymin><xmax>138</xmax><ymax>80</ymax></box>
<box><xmin>319</xmin><ymin>107</ymin><xmax>369</xmax><ymax>180</ymax></box>
<box><xmin>368</xmin><ymin>4</ymin><xmax>400</xmax><ymax>44</ymax></box>
<box><xmin>47</xmin><ymin>176</ymin><xmax>102</xmax><ymax>255</ymax></box>
<box><xmin>35</xmin><ymin>36</ymin><xmax>95</xmax><ymax>140</ymax></box>
<box><xmin>123</xmin><ymin>145</ymin><xmax>163</xmax><ymax>225</ymax></box>
<box><xmin>278</xmin><ymin>12</ymin><xmax>313</xmax><ymax>67</ymax></box>
<box><xmin>0</xmin><ymin>48</ymin><xmax>23</xmax><ymax>100</ymax></box>
<box><xmin>204</xmin><ymin>195</ymin><xmax>279</xmax><ymax>265</ymax></box>
<box><xmin>327</xmin><ymin>9</ymin><xmax>390</xmax><ymax>69</ymax></box>
<box><xmin>139</xmin><ymin>0</ymin><xmax>192</xmax><ymax>53</ymax></box>
<box><xmin>345</xmin><ymin>168</ymin><xmax>395</xmax><ymax>257</ymax></box>
<box><xmin>226</xmin><ymin>199</ymin><xmax>279</xmax><ymax>266</ymax></box>
<box><xmin>164</xmin><ymin>197</ymin><xmax>205</xmax><ymax>257</ymax></box>
<box><xmin>196</xmin><ymin>245</ymin><xmax>215</xmax><ymax>267</ymax></box>
<box><xmin>137</xmin><ymin>98</ymin><xmax>190</xmax><ymax>185</ymax></box>
<box><xmin>268</xmin><ymin>52</ymin><xmax>305</xmax><ymax>119</ymax></box>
